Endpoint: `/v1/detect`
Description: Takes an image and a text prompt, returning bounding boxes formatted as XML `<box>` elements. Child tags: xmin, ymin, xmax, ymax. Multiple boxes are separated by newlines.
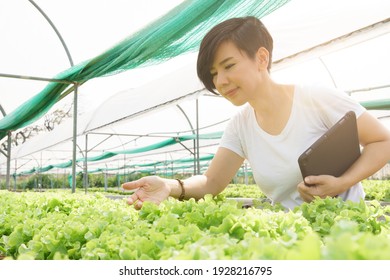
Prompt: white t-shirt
<box><xmin>219</xmin><ymin>84</ymin><xmax>366</xmax><ymax>209</ymax></box>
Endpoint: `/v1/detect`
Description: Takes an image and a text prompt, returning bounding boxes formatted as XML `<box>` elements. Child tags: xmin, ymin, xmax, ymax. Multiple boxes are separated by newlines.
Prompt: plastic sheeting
<box><xmin>0</xmin><ymin>0</ymin><xmax>290</xmax><ymax>140</ymax></box>
<box><xmin>1</xmin><ymin>0</ymin><xmax>390</xmax><ymax>177</ymax></box>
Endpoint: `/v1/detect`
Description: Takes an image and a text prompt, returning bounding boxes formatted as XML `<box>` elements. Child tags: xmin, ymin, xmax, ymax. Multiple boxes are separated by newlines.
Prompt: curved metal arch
<box><xmin>28</xmin><ymin>0</ymin><xmax>80</xmax><ymax>193</ymax></box>
<box><xmin>28</xmin><ymin>0</ymin><xmax>74</xmax><ymax>67</ymax></box>
<box><xmin>318</xmin><ymin>57</ymin><xmax>337</xmax><ymax>88</ymax></box>
<box><xmin>176</xmin><ymin>104</ymin><xmax>199</xmax><ymax>174</ymax></box>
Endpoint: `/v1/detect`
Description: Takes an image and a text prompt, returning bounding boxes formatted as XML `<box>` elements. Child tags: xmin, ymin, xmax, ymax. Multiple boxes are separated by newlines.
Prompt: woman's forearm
<box><xmin>168</xmin><ymin>174</ymin><xmax>226</xmax><ymax>200</ymax></box>
<box><xmin>340</xmin><ymin>140</ymin><xmax>390</xmax><ymax>190</ymax></box>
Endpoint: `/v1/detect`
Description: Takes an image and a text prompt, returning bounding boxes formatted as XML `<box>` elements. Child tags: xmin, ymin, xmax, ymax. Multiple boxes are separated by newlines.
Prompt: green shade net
<box><xmin>14</xmin><ymin>132</ymin><xmax>222</xmax><ymax>176</ymax></box>
<box><xmin>0</xmin><ymin>0</ymin><xmax>291</xmax><ymax>140</ymax></box>
<box><xmin>80</xmin><ymin>131</ymin><xmax>222</xmax><ymax>162</ymax></box>
<box><xmin>87</xmin><ymin>154</ymin><xmax>215</xmax><ymax>174</ymax></box>
<box><xmin>360</xmin><ymin>99</ymin><xmax>390</xmax><ymax>110</ymax></box>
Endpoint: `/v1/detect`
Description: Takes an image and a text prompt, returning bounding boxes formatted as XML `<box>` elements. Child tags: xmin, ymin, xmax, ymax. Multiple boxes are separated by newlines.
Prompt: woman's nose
<box><xmin>214</xmin><ymin>72</ymin><xmax>228</xmax><ymax>88</ymax></box>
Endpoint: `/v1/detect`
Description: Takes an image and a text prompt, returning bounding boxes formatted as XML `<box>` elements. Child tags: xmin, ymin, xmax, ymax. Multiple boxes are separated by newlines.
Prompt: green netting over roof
<box><xmin>13</xmin><ymin>131</ymin><xmax>222</xmax><ymax>176</ymax></box>
<box><xmin>79</xmin><ymin>131</ymin><xmax>223</xmax><ymax>162</ymax></box>
<box><xmin>0</xmin><ymin>0</ymin><xmax>290</xmax><ymax>140</ymax></box>
<box><xmin>87</xmin><ymin>155</ymin><xmax>215</xmax><ymax>174</ymax></box>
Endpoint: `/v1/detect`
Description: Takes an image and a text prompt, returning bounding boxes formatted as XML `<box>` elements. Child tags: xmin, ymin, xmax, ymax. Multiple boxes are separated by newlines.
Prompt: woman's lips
<box><xmin>224</xmin><ymin>88</ymin><xmax>238</xmax><ymax>97</ymax></box>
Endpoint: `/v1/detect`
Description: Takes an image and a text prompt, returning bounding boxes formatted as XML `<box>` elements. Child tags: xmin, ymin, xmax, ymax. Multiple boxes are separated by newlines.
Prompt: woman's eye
<box><xmin>225</xmin><ymin>63</ymin><xmax>235</xmax><ymax>70</ymax></box>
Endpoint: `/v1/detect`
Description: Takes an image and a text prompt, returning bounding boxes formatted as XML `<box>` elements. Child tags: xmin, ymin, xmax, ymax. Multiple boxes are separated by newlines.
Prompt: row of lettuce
<box><xmin>1</xmin><ymin>180</ymin><xmax>389</xmax><ymax>260</ymax></box>
<box><xmin>1</xmin><ymin>169</ymin><xmax>257</xmax><ymax>191</ymax></box>
<box><xmin>2</xmin><ymin>173</ymin><xmax>389</xmax><ymax>202</ymax></box>
<box><xmin>91</xmin><ymin>179</ymin><xmax>390</xmax><ymax>202</ymax></box>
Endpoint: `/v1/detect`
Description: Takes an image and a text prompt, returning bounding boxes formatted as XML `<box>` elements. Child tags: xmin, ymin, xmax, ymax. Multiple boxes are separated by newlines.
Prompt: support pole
<box><xmin>84</xmin><ymin>133</ymin><xmax>88</xmax><ymax>194</ymax></box>
<box><xmin>71</xmin><ymin>84</ymin><xmax>78</xmax><ymax>193</ymax></box>
<box><xmin>29</xmin><ymin>0</ymin><xmax>77</xmax><ymax>193</ymax></box>
<box><xmin>104</xmin><ymin>172</ymin><xmax>108</xmax><ymax>192</ymax></box>
<box><xmin>6</xmin><ymin>132</ymin><xmax>11</xmax><ymax>190</ymax></box>
<box><xmin>244</xmin><ymin>162</ymin><xmax>248</xmax><ymax>185</ymax></box>
<box><xmin>196</xmin><ymin>99</ymin><xmax>200</xmax><ymax>175</ymax></box>
<box><xmin>0</xmin><ymin>104</ymin><xmax>11</xmax><ymax>190</ymax></box>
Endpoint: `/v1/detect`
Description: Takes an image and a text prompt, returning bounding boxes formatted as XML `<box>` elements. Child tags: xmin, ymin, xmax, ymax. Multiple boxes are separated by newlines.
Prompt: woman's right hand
<box><xmin>121</xmin><ymin>176</ymin><xmax>171</xmax><ymax>210</ymax></box>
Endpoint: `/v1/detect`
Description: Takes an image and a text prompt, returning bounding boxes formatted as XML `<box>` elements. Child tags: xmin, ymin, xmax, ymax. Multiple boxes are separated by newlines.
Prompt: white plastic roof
<box><xmin>1</xmin><ymin>0</ymin><xmax>390</xmax><ymax>176</ymax></box>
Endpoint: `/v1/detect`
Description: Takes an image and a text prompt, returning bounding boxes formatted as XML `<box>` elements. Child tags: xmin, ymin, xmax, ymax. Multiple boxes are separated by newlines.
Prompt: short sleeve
<box><xmin>308</xmin><ymin>85</ymin><xmax>366</xmax><ymax>127</ymax></box>
<box><xmin>219</xmin><ymin>111</ymin><xmax>246</xmax><ymax>158</ymax></box>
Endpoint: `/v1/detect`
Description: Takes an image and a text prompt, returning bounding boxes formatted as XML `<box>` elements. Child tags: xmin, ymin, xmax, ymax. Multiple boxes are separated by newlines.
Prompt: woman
<box><xmin>122</xmin><ymin>16</ymin><xmax>390</xmax><ymax>210</ymax></box>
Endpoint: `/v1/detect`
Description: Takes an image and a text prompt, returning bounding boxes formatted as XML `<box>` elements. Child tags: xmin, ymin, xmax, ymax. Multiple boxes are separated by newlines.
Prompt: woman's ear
<box><xmin>256</xmin><ymin>47</ymin><xmax>269</xmax><ymax>70</ymax></box>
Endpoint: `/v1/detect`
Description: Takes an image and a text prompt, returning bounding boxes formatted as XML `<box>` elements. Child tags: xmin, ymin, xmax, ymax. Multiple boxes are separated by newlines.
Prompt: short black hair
<box><xmin>197</xmin><ymin>16</ymin><xmax>273</xmax><ymax>94</ymax></box>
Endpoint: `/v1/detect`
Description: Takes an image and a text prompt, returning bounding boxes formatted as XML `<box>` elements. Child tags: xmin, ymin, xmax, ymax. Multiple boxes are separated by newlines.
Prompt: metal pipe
<box><xmin>6</xmin><ymin>132</ymin><xmax>11</xmax><ymax>190</ymax></box>
<box><xmin>72</xmin><ymin>84</ymin><xmax>78</xmax><ymax>193</ymax></box>
<box><xmin>0</xmin><ymin>73</ymin><xmax>73</xmax><ymax>84</ymax></box>
<box><xmin>196</xmin><ymin>99</ymin><xmax>200</xmax><ymax>174</ymax></box>
<box><xmin>84</xmin><ymin>133</ymin><xmax>88</xmax><ymax>193</ymax></box>
<box><xmin>318</xmin><ymin>57</ymin><xmax>337</xmax><ymax>88</ymax></box>
<box><xmin>346</xmin><ymin>84</ymin><xmax>390</xmax><ymax>94</ymax></box>
<box><xmin>29</xmin><ymin>0</ymin><xmax>78</xmax><ymax>194</ymax></box>
<box><xmin>0</xmin><ymin>104</ymin><xmax>11</xmax><ymax>190</ymax></box>
<box><xmin>176</xmin><ymin>104</ymin><xmax>197</xmax><ymax>174</ymax></box>
<box><xmin>28</xmin><ymin>0</ymin><xmax>74</xmax><ymax>66</ymax></box>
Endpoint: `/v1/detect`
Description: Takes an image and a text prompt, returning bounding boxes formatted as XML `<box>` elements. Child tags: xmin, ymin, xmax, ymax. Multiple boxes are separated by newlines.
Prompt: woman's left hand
<box><xmin>297</xmin><ymin>175</ymin><xmax>344</xmax><ymax>202</ymax></box>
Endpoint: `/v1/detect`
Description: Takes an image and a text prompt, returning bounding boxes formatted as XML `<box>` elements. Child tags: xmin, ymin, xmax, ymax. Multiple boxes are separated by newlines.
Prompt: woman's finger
<box><xmin>127</xmin><ymin>192</ymin><xmax>140</xmax><ymax>205</ymax></box>
<box><xmin>134</xmin><ymin>200</ymin><xmax>143</xmax><ymax>210</ymax></box>
<box><xmin>122</xmin><ymin>177</ymin><xmax>147</xmax><ymax>190</ymax></box>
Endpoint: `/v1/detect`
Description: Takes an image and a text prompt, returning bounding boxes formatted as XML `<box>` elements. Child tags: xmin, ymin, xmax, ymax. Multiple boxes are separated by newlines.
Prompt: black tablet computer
<box><xmin>298</xmin><ymin>111</ymin><xmax>361</xmax><ymax>183</ymax></box>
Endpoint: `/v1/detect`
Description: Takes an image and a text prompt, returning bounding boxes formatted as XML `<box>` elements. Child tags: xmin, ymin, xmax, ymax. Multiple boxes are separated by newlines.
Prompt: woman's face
<box><xmin>210</xmin><ymin>41</ymin><xmax>267</xmax><ymax>106</ymax></box>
